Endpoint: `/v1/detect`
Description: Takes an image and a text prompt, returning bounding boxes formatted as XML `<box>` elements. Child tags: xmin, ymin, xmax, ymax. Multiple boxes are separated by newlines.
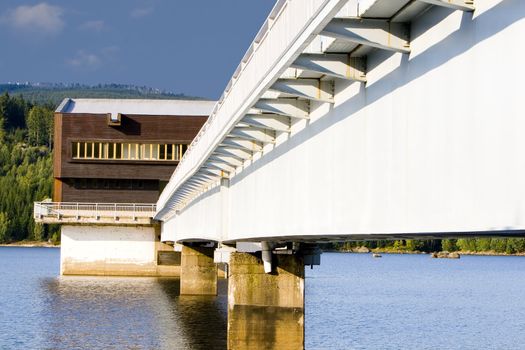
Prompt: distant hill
<box><xmin>0</xmin><ymin>83</ymin><xmax>207</xmax><ymax>107</ymax></box>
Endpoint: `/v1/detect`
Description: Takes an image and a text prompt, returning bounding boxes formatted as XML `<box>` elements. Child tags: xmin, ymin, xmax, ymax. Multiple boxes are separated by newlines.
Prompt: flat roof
<box><xmin>56</xmin><ymin>98</ymin><xmax>216</xmax><ymax>116</ymax></box>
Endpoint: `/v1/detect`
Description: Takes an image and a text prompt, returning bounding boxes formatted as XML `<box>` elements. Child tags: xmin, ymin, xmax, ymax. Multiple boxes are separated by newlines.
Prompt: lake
<box><xmin>1</xmin><ymin>247</ymin><xmax>525</xmax><ymax>349</ymax></box>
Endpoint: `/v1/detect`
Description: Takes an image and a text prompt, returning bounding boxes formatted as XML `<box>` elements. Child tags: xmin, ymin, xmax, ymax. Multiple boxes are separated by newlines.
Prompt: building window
<box><xmin>72</xmin><ymin>141</ymin><xmax>187</xmax><ymax>161</ymax></box>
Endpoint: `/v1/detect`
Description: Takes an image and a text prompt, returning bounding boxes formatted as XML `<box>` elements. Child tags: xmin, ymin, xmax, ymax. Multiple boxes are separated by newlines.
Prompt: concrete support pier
<box><xmin>180</xmin><ymin>244</ymin><xmax>218</xmax><ymax>295</ymax></box>
<box><xmin>228</xmin><ymin>252</ymin><xmax>305</xmax><ymax>350</ymax></box>
<box><xmin>60</xmin><ymin>224</ymin><xmax>180</xmax><ymax>277</ymax></box>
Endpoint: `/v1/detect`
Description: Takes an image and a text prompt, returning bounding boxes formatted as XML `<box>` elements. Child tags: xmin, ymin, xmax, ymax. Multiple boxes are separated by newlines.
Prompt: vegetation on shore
<box><xmin>332</xmin><ymin>238</ymin><xmax>525</xmax><ymax>255</ymax></box>
<box><xmin>0</xmin><ymin>92</ymin><xmax>58</xmax><ymax>243</ymax></box>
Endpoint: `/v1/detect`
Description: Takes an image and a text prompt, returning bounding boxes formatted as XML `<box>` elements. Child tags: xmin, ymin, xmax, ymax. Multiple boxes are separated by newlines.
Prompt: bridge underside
<box><xmin>223</xmin><ymin>231</ymin><xmax>525</xmax><ymax>245</ymax></box>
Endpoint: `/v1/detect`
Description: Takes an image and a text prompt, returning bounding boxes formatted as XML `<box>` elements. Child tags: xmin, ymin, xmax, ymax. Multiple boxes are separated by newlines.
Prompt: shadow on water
<box><xmin>38</xmin><ymin>276</ymin><xmax>228</xmax><ymax>350</ymax></box>
<box><xmin>158</xmin><ymin>278</ymin><xmax>228</xmax><ymax>350</ymax></box>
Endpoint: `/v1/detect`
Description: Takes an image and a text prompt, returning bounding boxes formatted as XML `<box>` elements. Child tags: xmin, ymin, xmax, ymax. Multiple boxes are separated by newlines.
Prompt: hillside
<box><xmin>0</xmin><ymin>83</ymin><xmax>207</xmax><ymax>107</ymax></box>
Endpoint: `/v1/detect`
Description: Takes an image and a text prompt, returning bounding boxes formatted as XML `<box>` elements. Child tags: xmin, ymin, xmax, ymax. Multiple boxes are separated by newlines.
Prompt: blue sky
<box><xmin>0</xmin><ymin>1</ymin><xmax>276</xmax><ymax>99</ymax></box>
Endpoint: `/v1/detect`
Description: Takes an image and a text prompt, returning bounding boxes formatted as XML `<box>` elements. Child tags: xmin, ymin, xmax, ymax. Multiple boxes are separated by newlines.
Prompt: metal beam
<box><xmin>184</xmin><ymin>180</ymin><xmax>205</xmax><ymax>189</ymax></box>
<box><xmin>269</xmin><ymin>79</ymin><xmax>334</xmax><ymax>103</ymax></box>
<box><xmin>201</xmin><ymin>167</ymin><xmax>231</xmax><ymax>178</ymax></box>
<box><xmin>208</xmin><ymin>155</ymin><xmax>244</xmax><ymax>167</ymax></box>
<box><xmin>321</xmin><ymin>18</ymin><xmax>410</xmax><ymax>53</ymax></box>
<box><xmin>199</xmin><ymin>168</ymin><xmax>230</xmax><ymax>178</ymax></box>
<box><xmin>204</xmin><ymin>161</ymin><xmax>236</xmax><ymax>173</ymax></box>
<box><xmin>417</xmin><ymin>0</ymin><xmax>474</xmax><ymax>11</ymax></box>
<box><xmin>291</xmin><ymin>53</ymin><xmax>366</xmax><ymax>82</ymax></box>
<box><xmin>229</xmin><ymin>127</ymin><xmax>276</xmax><ymax>144</ymax></box>
<box><xmin>192</xmin><ymin>173</ymin><xmax>218</xmax><ymax>182</ymax></box>
<box><xmin>242</xmin><ymin>114</ymin><xmax>291</xmax><ymax>132</ymax></box>
<box><xmin>221</xmin><ymin>137</ymin><xmax>264</xmax><ymax>152</ymax></box>
<box><xmin>212</xmin><ymin>150</ymin><xmax>246</xmax><ymax>162</ymax></box>
<box><xmin>215</xmin><ymin>146</ymin><xmax>253</xmax><ymax>160</ymax></box>
<box><xmin>254</xmin><ymin>99</ymin><xmax>309</xmax><ymax>119</ymax></box>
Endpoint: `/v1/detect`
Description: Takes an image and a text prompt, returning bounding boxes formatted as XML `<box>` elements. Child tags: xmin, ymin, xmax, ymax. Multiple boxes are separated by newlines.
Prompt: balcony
<box><xmin>34</xmin><ymin>202</ymin><xmax>157</xmax><ymax>225</ymax></box>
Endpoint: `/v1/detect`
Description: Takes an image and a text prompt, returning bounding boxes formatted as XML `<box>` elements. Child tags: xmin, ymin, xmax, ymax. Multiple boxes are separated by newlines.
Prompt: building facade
<box><xmin>35</xmin><ymin>98</ymin><xmax>214</xmax><ymax>277</ymax></box>
<box><xmin>53</xmin><ymin>98</ymin><xmax>214</xmax><ymax>203</ymax></box>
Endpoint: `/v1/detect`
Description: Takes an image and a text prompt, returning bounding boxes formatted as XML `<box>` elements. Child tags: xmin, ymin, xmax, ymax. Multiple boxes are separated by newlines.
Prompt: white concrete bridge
<box><xmin>156</xmin><ymin>0</ymin><xmax>525</xmax><ymax>246</ymax></box>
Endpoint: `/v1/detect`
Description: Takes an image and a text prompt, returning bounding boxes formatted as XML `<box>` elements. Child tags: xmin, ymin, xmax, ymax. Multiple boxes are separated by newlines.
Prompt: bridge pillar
<box><xmin>180</xmin><ymin>244</ymin><xmax>217</xmax><ymax>295</ymax></box>
<box><xmin>227</xmin><ymin>252</ymin><xmax>304</xmax><ymax>350</ymax></box>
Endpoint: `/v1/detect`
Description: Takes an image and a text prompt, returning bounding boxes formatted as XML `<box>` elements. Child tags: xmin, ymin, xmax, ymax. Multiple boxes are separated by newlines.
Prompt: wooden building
<box><xmin>53</xmin><ymin>98</ymin><xmax>214</xmax><ymax>203</ymax></box>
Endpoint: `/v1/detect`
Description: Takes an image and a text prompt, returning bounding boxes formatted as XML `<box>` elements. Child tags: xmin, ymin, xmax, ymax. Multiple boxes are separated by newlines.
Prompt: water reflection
<box><xmin>228</xmin><ymin>305</ymin><xmax>304</xmax><ymax>350</ymax></box>
<box><xmin>39</xmin><ymin>277</ymin><xmax>228</xmax><ymax>350</ymax></box>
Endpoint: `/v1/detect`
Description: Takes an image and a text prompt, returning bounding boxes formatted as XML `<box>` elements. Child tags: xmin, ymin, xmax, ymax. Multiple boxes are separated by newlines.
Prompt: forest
<box><xmin>0</xmin><ymin>92</ymin><xmax>58</xmax><ymax>243</ymax></box>
<box><xmin>1</xmin><ymin>83</ymin><xmax>204</xmax><ymax>106</ymax></box>
<box><xmin>1</xmin><ymin>89</ymin><xmax>525</xmax><ymax>253</ymax></box>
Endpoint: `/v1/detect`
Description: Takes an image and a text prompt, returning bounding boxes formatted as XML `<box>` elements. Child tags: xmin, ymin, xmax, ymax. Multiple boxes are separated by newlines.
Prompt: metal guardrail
<box><xmin>34</xmin><ymin>202</ymin><xmax>156</xmax><ymax>222</ymax></box>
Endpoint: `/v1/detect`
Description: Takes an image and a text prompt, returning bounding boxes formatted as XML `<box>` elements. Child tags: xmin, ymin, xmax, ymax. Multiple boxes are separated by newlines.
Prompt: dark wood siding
<box><xmin>61</xmin><ymin>184</ymin><xmax>160</xmax><ymax>203</ymax></box>
<box><xmin>54</xmin><ymin>112</ymin><xmax>207</xmax><ymax>202</ymax></box>
<box><xmin>58</xmin><ymin>113</ymin><xmax>206</xmax><ymax>181</ymax></box>
<box><xmin>53</xmin><ymin>113</ymin><xmax>63</xmax><ymax>178</ymax></box>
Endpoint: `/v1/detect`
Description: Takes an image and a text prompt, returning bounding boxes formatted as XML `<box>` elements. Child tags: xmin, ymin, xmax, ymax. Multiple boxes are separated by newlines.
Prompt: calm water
<box><xmin>1</xmin><ymin>247</ymin><xmax>525</xmax><ymax>349</ymax></box>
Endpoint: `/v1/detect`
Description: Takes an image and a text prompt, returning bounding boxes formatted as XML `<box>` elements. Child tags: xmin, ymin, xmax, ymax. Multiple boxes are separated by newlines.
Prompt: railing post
<box><xmin>114</xmin><ymin>203</ymin><xmax>117</xmax><ymax>220</ymax></box>
<box><xmin>76</xmin><ymin>203</ymin><xmax>79</xmax><ymax>220</ymax></box>
<box><xmin>95</xmin><ymin>203</ymin><xmax>99</xmax><ymax>220</ymax></box>
<box><xmin>133</xmin><ymin>204</ymin><xmax>136</xmax><ymax>221</ymax></box>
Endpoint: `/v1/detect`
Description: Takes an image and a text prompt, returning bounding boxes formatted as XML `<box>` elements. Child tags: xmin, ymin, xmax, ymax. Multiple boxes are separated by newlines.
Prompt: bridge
<box><xmin>34</xmin><ymin>0</ymin><xmax>524</xmax><ymax>348</ymax></box>
<box><xmin>149</xmin><ymin>0</ymin><xmax>525</xmax><ymax>348</ymax></box>
<box><xmin>156</xmin><ymin>0</ymin><xmax>525</xmax><ymax>243</ymax></box>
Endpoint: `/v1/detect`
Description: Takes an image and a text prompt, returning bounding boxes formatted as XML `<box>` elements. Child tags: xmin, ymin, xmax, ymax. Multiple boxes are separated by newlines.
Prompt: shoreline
<box><xmin>2</xmin><ymin>244</ymin><xmax>525</xmax><ymax>256</ymax></box>
<box><xmin>326</xmin><ymin>249</ymin><xmax>525</xmax><ymax>257</ymax></box>
<box><xmin>0</xmin><ymin>241</ymin><xmax>59</xmax><ymax>248</ymax></box>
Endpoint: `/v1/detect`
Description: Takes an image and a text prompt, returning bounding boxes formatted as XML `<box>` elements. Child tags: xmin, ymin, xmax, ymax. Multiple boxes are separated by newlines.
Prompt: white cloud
<box><xmin>66</xmin><ymin>46</ymin><xmax>120</xmax><ymax>70</ymax></box>
<box><xmin>67</xmin><ymin>50</ymin><xmax>101</xmax><ymax>70</ymax></box>
<box><xmin>130</xmin><ymin>7</ymin><xmax>154</xmax><ymax>19</ymax></box>
<box><xmin>1</xmin><ymin>3</ymin><xmax>64</xmax><ymax>35</ymax></box>
<box><xmin>80</xmin><ymin>20</ymin><xmax>105</xmax><ymax>32</ymax></box>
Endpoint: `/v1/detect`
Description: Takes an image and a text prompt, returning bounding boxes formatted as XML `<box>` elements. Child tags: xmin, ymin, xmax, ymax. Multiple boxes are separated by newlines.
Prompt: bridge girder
<box><xmin>321</xmin><ymin>18</ymin><xmax>411</xmax><ymax>54</ymax></box>
<box><xmin>241</xmin><ymin>114</ymin><xmax>291</xmax><ymax>133</ymax></box>
<box><xmin>221</xmin><ymin>137</ymin><xmax>264</xmax><ymax>152</ymax></box>
<box><xmin>208</xmin><ymin>155</ymin><xmax>245</xmax><ymax>167</ymax></box>
<box><xmin>291</xmin><ymin>54</ymin><xmax>367</xmax><ymax>82</ymax></box>
<box><xmin>254</xmin><ymin>99</ymin><xmax>310</xmax><ymax>119</ymax></box>
<box><xmin>199</xmin><ymin>168</ymin><xmax>230</xmax><ymax>178</ymax></box>
<box><xmin>191</xmin><ymin>173</ymin><xmax>218</xmax><ymax>183</ymax></box>
<box><xmin>229</xmin><ymin>127</ymin><xmax>276</xmax><ymax>144</ymax></box>
<box><xmin>417</xmin><ymin>0</ymin><xmax>474</xmax><ymax>11</ymax></box>
<box><xmin>204</xmin><ymin>161</ymin><xmax>237</xmax><ymax>173</ymax></box>
<box><xmin>215</xmin><ymin>146</ymin><xmax>253</xmax><ymax>160</ymax></box>
<box><xmin>269</xmin><ymin>79</ymin><xmax>334</xmax><ymax>103</ymax></box>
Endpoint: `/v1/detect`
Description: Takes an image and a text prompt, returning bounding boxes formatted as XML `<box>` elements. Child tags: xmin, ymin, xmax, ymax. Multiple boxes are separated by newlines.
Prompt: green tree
<box><xmin>26</xmin><ymin>106</ymin><xmax>53</xmax><ymax>147</ymax></box>
<box><xmin>33</xmin><ymin>223</ymin><xmax>44</xmax><ymax>241</ymax></box>
<box><xmin>476</xmin><ymin>238</ymin><xmax>491</xmax><ymax>252</ymax></box>
<box><xmin>0</xmin><ymin>212</ymin><xmax>10</xmax><ymax>242</ymax></box>
<box><xmin>405</xmin><ymin>239</ymin><xmax>423</xmax><ymax>251</ymax></box>
<box><xmin>0</xmin><ymin>115</ymin><xmax>5</xmax><ymax>141</ymax></box>
<box><xmin>442</xmin><ymin>239</ymin><xmax>458</xmax><ymax>252</ymax></box>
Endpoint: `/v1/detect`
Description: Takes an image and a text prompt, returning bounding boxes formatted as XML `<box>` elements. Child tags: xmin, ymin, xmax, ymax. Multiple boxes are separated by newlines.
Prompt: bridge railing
<box><xmin>157</xmin><ymin>0</ymin><xmax>347</xmax><ymax>218</ymax></box>
<box><xmin>34</xmin><ymin>202</ymin><xmax>157</xmax><ymax>224</ymax></box>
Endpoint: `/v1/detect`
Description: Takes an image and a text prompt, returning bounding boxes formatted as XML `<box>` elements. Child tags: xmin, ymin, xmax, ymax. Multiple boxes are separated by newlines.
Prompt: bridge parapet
<box><xmin>34</xmin><ymin>202</ymin><xmax>157</xmax><ymax>225</ymax></box>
